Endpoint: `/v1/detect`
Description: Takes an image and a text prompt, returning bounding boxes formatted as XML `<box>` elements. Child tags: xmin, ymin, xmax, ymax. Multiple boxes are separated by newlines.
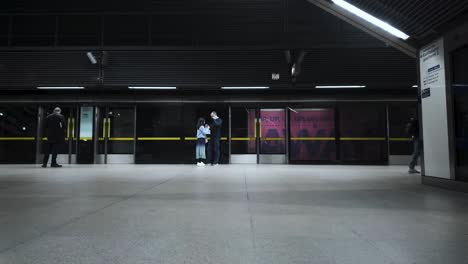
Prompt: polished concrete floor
<box><xmin>0</xmin><ymin>165</ymin><xmax>467</xmax><ymax>264</ymax></box>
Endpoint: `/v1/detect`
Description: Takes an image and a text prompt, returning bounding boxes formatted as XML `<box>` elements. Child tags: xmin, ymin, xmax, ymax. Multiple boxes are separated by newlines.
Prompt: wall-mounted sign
<box><xmin>421</xmin><ymin>88</ymin><xmax>431</xmax><ymax>99</ymax></box>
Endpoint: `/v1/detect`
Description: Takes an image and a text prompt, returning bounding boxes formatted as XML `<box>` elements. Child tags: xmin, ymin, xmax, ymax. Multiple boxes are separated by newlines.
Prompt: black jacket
<box><xmin>210</xmin><ymin>118</ymin><xmax>223</xmax><ymax>139</ymax></box>
<box><xmin>406</xmin><ymin>119</ymin><xmax>420</xmax><ymax>138</ymax></box>
<box><xmin>45</xmin><ymin>113</ymin><xmax>67</xmax><ymax>143</ymax></box>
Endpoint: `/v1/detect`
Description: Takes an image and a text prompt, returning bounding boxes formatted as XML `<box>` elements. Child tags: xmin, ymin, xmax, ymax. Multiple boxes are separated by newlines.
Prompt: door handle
<box><xmin>102</xmin><ymin>118</ymin><xmax>106</xmax><ymax>138</ymax></box>
<box><xmin>107</xmin><ymin>118</ymin><xmax>111</xmax><ymax>138</ymax></box>
<box><xmin>72</xmin><ymin>118</ymin><xmax>75</xmax><ymax>139</ymax></box>
<box><xmin>67</xmin><ymin>118</ymin><xmax>71</xmax><ymax>139</ymax></box>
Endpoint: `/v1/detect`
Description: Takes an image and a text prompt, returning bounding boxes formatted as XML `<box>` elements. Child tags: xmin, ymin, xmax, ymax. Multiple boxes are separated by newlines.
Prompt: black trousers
<box><xmin>43</xmin><ymin>142</ymin><xmax>60</xmax><ymax>165</ymax></box>
<box><xmin>207</xmin><ymin>138</ymin><xmax>221</xmax><ymax>164</ymax></box>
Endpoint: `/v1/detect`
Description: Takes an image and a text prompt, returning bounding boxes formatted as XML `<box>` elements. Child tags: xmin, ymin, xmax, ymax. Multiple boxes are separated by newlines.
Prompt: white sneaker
<box><xmin>200</xmin><ymin>162</ymin><xmax>206</xmax><ymax>167</ymax></box>
<box><xmin>197</xmin><ymin>162</ymin><xmax>202</xmax><ymax>166</ymax></box>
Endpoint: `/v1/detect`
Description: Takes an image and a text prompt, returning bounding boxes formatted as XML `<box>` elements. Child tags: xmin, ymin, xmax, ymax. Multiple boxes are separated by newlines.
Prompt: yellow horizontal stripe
<box><xmin>389</xmin><ymin>138</ymin><xmax>412</xmax><ymax>141</ymax></box>
<box><xmin>340</xmin><ymin>137</ymin><xmax>386</xmax><ymax>141</ymax></box>
<box><xmin>232</xmin><ymin>137</ymin><xmax>254</xmax><ymax>141</ymax></box>
<box><xmin>206</xmin><ymin>137</ymin><xmax>228</xmax><ymax>141</ymax></box>
<box><xmin>40</xmin><ymin>138</ymin><xmax>77</xmax><ymax>141</ymax></box>
<box><xmin>109</xmin><ymin>137</ymin><xmax>134</xmax><ymax>141</ymax></box>
<box><xmin>184</xmin><ymin>137</ymin><xmax>228</xmax><ymax>141</ymax></box>
<box><xmin>97</xmin><ymin>137</ymin><xmax>135</xmax><ymax>141</ymax></box>
<box><xmin>0</xmin><ymin>137</ymin><xmax>411</xmax><ymax>142</ymax></box>
<box><xmin>291</xmin><ymin>137</ymin><xmax>336</xmax><ymax>141</ymax></box>
<box><xmin>0</xmin><ymin>137</ymin><xmax>35</xmax><ymax>141</ymax></box>
<box><xmin>138</xmin><ymin>137</ymin><xmax>181</xmax><ymax>141</ymax></box>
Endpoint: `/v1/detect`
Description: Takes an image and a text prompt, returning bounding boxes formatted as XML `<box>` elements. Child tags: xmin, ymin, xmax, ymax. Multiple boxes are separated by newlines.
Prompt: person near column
<box><xmin>406</xmin><ymin>117</ymin><xmax>422</xmax><ymax>173</ymax></box>
<box><xmin>42</xmin><ymin>107</ymin><xmax>67</xmax><ymax>168</ymax></box>
<box><xmin>208</xmin><ymin>111</ymin><xmax>222</xmax><ymax>166</ymax></box>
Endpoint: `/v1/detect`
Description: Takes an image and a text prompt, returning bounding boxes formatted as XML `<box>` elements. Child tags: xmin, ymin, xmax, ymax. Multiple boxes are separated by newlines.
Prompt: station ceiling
<box><xmin>0</xmin><ymin>0</ymin><xmax>466</xmax><ymax>91</ymax></box>
<box><xmin>2</xmin><ymin>0</ymin><xmax>466</xmax><ymax>46</ymax></box>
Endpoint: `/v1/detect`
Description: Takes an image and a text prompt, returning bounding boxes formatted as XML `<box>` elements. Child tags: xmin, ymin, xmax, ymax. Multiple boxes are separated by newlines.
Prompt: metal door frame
<box><xmin>95</xmin><ymin>105</ymin><xmax>136</xmax><ymax>164</ymax></box>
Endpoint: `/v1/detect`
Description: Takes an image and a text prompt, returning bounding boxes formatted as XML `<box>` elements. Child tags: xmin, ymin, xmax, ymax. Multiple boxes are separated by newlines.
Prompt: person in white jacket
<box><xmin>196</xmin><ymin>117</ymin><xmax>210</xmax><ymax>166</ymax></box>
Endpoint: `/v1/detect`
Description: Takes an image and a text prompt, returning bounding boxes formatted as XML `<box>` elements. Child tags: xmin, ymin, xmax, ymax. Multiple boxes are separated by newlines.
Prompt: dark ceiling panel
<box><xmin>2</xmin><ymin>0</ymin><xmax>468</xmax><ymax>46</ymax></box>
<box><xmin>151</xmin><ymin>14</ymin><xmax>194</xmax><ymax>46</ymax></box>
<box><xmin>0</xmin><ymin>52</ymin><xmax>99</xmax><ymax>88</ymax></box>
<box><xmin>296</xmin><ymin>47</ymin><xmax>417</xmax><ymax>86</ymax></box>
<box><xmin>0</xmin><ymin>16</ymin><xmax>8</xmax><ymax>46</ymax></box>
<box><xmin>0</xmin><ymin>49</ymin><xmax>417</xmax><ymax>90</ymax></box>
<box><xmin>58</xmin><ymin>15</ymin><xmax>101</xmax><ymax>46</ymax></box>
<box><xmin>104</xmin><ymin>15</ymin><xmax>149</xmax><ymax>46</ymax></box>
<box><xmin>12</xmin><ymin>15</ymin><xmax>56</xmax><ymax>46</ymax></box>
<box><xmin>103</xmin><ymin>50</ymin><xmax>289</xmax><ymax>87</ymax></box>
<box><xmin>1</xmin><ymin>0</ymin><xmax>392</xmax><ymax>49</ymax></box>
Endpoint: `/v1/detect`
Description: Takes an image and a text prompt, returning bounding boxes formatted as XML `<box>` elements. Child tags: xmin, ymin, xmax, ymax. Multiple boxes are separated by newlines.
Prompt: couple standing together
<box><xmin>195</xmin><ymin>111</ymin><xmax>222</xmax><ymax>167</ymax></box>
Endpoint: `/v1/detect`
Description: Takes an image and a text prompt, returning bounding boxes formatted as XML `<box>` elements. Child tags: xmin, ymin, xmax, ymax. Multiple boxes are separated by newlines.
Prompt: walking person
<box><xmin>207</xmin><ymin>111</ymin><xmax>222</xmax><ymax>166</ymax></box>
<box><xmin>406</xmin><ymin>117</ymin><xmax>422</xmax><ymax>173</ymax></box>
<box><xmin>196</xmin><ymin>118</ymin><xmax>210</xmax><ymax>167</ymax></box>
<box><xmin>42</xmin><ymin>107</ymin><xmax>67</xmax><ymax>168</ymax></box>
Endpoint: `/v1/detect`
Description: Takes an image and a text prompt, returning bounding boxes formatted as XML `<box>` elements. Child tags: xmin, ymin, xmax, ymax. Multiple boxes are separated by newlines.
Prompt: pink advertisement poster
<box><xmin>290</xmin><ymin>109</ymin><xmax>336</xmax><ymax>161</ymax></box>
<box><xmin>260</xmin><ymin>110</ymin><xmax>286</xmax><ymax>154</ymax></box>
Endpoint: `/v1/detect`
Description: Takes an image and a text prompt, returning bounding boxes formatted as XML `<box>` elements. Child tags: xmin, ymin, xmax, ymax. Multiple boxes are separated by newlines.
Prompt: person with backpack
<box><xmin>406</xmin><ymin>117</ymin><xmax>422</xmax><ymax>173</ymax></box>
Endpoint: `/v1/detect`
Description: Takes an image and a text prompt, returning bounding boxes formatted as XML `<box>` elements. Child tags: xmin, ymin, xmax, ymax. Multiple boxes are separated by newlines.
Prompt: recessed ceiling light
<box><xmin>37</xmin><ymin>87</ymin><xmax>85</xmax><ymax>90</ymax></box>
<box><xmin>221</xmin><ymin>86</ymin><xmax>270</xmax><ymax>90</ymax></box>
<box><xmin>412</xmin><ymin>85</ymin><xmax>418</xmax><ymax>88</ymax></box>
<box><xmin>332</xmin><ymin>0</ymin><xmax>410</xmax><ymax>40</ymax></box>
<box><xmin>315</xmin><ymin>85</ymin><xmax>366</xmax><ymax>88</ymax></box>
<box><xmin>128</xmin><ymin>87</ymin><xmax>177</xmax><ymax>90</ymax></box>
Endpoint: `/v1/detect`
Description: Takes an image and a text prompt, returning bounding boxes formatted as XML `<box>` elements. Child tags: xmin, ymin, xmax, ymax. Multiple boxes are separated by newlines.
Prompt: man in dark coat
<box><xmin>207</xmin><ymin>111</ymin><xmax>222</xmax><ymax>165</ymax></box>
<box><xmin>42</xmin><ymin>107</ymin><xmax>67</xmax><ymax>168</ymax></box>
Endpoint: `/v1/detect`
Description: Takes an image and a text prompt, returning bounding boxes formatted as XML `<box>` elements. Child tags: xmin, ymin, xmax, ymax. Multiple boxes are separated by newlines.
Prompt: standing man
<box><xmin>407</xmin><ymin>117</ymin><xmax>422</xmax><ymax>173</ymax></box>
<box><xmin>42</xmin><ymin>107</ymin><xmax>67</xmax><ymax>168</ymax></box>
<box><xmin>208</xmin><ymin>111</ymin><xmax>222</xmax><ymax>166</ymax></box>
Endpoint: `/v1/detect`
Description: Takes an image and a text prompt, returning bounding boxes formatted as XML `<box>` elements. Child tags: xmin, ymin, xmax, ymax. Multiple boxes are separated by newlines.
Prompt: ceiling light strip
<box><xmin>128</xmin><ymin>87</ymin><xmax>177</xmax><ymax>90</ymax></box>
<box><xmin>221</xmin><ymin>86</ymin><xmax>270</xmax><ymax>90</ymax></box>
<box><xmin>315</xmin><ymin>85</ymin><xmax>366</xmax><ymax>88</ymax></box>
<box><xmin>37</xmin><ymin>87</ymin><xmax>85</xmax><ymax>89</ymax></box>
<box><xmin>332</xmin><ymin>0</ymin><xmax>410</xmax><ymax>40</ymax></box>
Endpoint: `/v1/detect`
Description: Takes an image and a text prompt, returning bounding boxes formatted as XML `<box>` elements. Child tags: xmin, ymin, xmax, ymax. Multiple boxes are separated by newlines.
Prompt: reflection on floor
<box><xmin>0</xmin><ymin>165</ymin><xmax>467</xmax><ymax>264</ymax></box>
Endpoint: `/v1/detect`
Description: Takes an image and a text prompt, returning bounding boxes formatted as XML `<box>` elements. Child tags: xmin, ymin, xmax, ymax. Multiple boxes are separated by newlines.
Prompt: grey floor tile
<box><xmin>0</xmin><ymin>164</ymin><xmax>467</xmax><ymax>264</ymax></box>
